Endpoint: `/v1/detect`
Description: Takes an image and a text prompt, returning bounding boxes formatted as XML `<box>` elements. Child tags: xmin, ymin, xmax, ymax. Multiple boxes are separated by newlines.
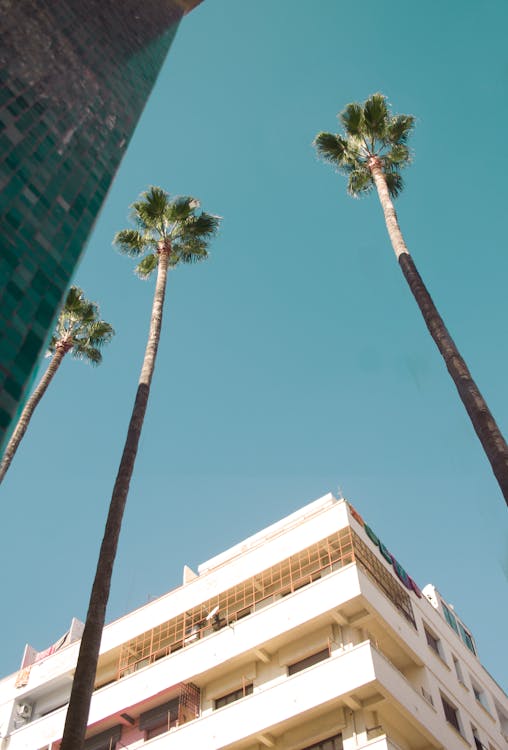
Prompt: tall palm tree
<box><xmin>60</xmin><ymin>187</ymin><xmax>221</xmax><ymax>750</ymax></box>
<box><xmin>0</xmin><ymin>286</ymin><xmax>114</xmax><ymax>484</ymax></box>
<box><xmin>314</xmin><ymin>93</ymin><xmax>508</xmax><ymax>506</ymax></box>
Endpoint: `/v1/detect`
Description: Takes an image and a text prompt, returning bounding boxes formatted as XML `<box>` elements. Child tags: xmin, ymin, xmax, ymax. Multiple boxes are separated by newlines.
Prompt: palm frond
<box><xmin>71</xmin><ymin>342</ymin><xmax>102</xmax><ymax>366</ymax></box>
<box><xmin>59</xmin><ymin>288</ymin><xmax>97</xmax><ymax>329</ymax></box>
<box><xmin>178</xmin><ymin>249</ymin><xmax>209</xmax><ymax>264</ymax></box>
<box><xmin>81</xmin><ymin>321</ymin><xmax>115</xmax><ymax>347</ymax></box>
<box><xmin>74</xmin><ymin>301</ymin><xmax>99</xmax><ymax>324</ymax></box>
<box><xmin>384</xmin><ymin>171</ymin><xmax>404</xmax><ymax>198</ymax></box>
<box><xmin>180</xmin><ymin>212</ymin><xmax>221</xmax><ymax>240</ymax></box>
<box><xmin>363</xmin><ymin>93</ymin><xmax>389</xmax><ymax>139</ymax></box>
<box><xmin>383</xmin><ymin>143</ymin><xmax>411</xmax><ymax>168</ymax></box>
<box><xmin>135</xmin><ymin>253</ymin><xmax>159</xmax><ymax>279</ymax></box>
<box><xmin>64</xmin><ymin>285</ymin><xmax>85</xmax><ymax>311</ymax></box>
<box><xmin>165</xmin><ymin>196</ymin><xmax>200</xmax><ymax>223</ymax></box>
<box><xmin>85</xmin><ymin>347</ymin><xmax>102</xmax><ymax>365</ymax></box>
<box><xmin>314</xmin><ymin>132</ymin><xmax>349</xmax><ymax>166</ymax></box>
<box><xmin>173</xmin><ymin>237</ymin><xmax>209</xmax><ymax>264</ymax></box>
<box><xmin>54</xmin><ymin>287</ymin><xmax>96</xmax><ymax>339</ymax></box>
<box><xmin>339</xmin><ymin>102</ymin><xmax>364</xmax><ymax>137</ymax></box>
<box><xmin>113</xmin><ymin>229</ymin><xmax>150</xmax><ymax>257</ymax></box>
<box><xmin>346</xmin><ymin>135</ymin><xmax>369</xmax><ymax>163</ymax></box>
<box><xmin>387</xmin><ymin>114</ymin><xmax>415</xmax><ymax>144</ymax></box>
<box><xmin>347</xmin><ymin>167</ymin><xmax>373</xmax><ymax>197</ymax></box>
<box><xmin>131</xmin><ymin>186</ymin><xmax>169</xmax><ymax>230</ymax></box>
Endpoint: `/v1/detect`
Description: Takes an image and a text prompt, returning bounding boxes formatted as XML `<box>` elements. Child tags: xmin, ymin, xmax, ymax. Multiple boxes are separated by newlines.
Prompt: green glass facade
<box><xmin>0</xmin><ymin>0</ymin><xmax>200</xmax><ymax>449</ymax></box>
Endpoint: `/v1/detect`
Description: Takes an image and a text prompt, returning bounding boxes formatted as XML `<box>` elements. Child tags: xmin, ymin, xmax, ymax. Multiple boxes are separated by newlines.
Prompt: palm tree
<box><xmin>0</xmin><ymin>286</ymin><xmax>114</xmax><ymax>484</ymax></box>
<box><xmin>314</xmin><ymin>93</ymin><xmax>508</xmax><ymax>507</ymax></box>
<box><xmin>60</xmin><ymin>187</ymin><xmax>221</xmax><ymax>750</ymax></box>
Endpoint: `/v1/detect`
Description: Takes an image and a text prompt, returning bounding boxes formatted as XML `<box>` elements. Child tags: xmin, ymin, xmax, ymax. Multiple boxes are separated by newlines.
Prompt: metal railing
<box><xmin>117</xmin><ymin>527</ymin><xmax>355</xmax><ymax>679</ymax></box>
<box><xmin>114</xmin><ymin>528</ymin><xmax>417</xmax><ymax>683</ymax></box>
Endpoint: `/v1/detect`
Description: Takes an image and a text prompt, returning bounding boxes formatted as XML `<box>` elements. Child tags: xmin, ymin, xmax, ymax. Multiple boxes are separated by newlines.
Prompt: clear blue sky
<box><xmin>2</xmin><ymin>0</ymin><xmax>507</xmax><ymax>693</ymax></box>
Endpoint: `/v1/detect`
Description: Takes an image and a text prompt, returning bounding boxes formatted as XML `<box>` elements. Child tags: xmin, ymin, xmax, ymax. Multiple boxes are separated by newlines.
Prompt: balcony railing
<box><xmin>370</xmin><ymin>643</ymin><xmax>437</xmax><ymax>717</ymax></box>
<box><xmin>116</xmin><ymin>528</ymin><xmax>416</xmax><ymax>681</ymax></box>
<box><xmin>117</xmin><ymin>528</ymin><xmax>355</xmax><ymax>679</ymax></box>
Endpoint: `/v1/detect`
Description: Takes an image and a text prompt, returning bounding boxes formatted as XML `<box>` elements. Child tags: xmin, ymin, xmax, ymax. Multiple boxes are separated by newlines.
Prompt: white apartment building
<box><xmin>1</xmin><ymin>494</ymin><xmax>507</xmax><ymax>750</ymax></box>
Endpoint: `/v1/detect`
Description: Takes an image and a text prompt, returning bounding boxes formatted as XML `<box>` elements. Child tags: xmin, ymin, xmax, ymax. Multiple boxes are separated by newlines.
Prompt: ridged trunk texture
<box><xmin>0</xmin><ymin>344</ymin><xmax>67</xmax><ymax>484</ymax></box>
<box><xmin>370</xmin><ymin>161</ymin><xmax>508</xmax><ymax>506</ymax></box>
<box><xmin>60</xmin><ymin>250</ymin><xmax>170</xmax><ymax>750</ymax></box>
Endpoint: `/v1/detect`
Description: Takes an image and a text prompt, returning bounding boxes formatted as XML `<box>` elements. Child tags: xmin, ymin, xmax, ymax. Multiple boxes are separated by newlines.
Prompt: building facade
<box><xmin>0</xmin><ymin>494</ymin><xmax>507</xmax><ymax>750</ymax></box>
<box><xmin>0</xmin><ymin>0</ymin><xmax>201</xmax><ymax>449</ymax></box>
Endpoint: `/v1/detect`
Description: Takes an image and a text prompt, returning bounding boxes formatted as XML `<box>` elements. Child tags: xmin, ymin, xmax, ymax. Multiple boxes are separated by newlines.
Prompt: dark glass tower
<box><xmin>0</xmin><ymin>0</ymin><xmax>201</xmax><ymax>448</ymax></box>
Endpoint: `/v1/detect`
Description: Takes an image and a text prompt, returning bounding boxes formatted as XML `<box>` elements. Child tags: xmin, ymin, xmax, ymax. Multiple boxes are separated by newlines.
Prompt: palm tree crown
<box><xmin>113</xmin><ymin>186</ymin><xmax>220</xmax><ymax>276</ymax></box>
<box><xmin>0</xmin><ymin>286</ymin><xmax>113</xmax><ymax>485</ymax></box>
<box><xmin>50</xmin><ymin>285</ymin><xmax>115</xmax><ymax>363</ymax></box>
<box><xmin>314</xmin><ymin>93</ymin><xmax>414</xmax><ymax>198</ymax></box>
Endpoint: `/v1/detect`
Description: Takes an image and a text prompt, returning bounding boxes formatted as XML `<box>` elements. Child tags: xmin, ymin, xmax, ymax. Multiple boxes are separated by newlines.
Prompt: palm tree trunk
<box><xmin>60</xmin><ymin>250</ymin><xmax>170</xmax><ymax>750</ymax></box>
<box><xmin>0</xmin><ymin>345</ymin><xmax>67</xmax><ymax>484</ymax></box>
<box><xmin>370</xmin><ymin>161</ymin><xmax>508</xmax><ymax>506</ymax></box>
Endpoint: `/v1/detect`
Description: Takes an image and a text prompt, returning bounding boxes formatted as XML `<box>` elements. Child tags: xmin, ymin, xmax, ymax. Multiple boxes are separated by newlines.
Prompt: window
<box><xmin>214</xmin><ymin>683</ymin><xmax>253</xmax><ymax>709</ymax></box>
<box><xmin>442</xmin><ymin>602</ymin><xmax>460</xmax><ymax>634</ymax></box>
<box><xmin>424</xmin><ymin>626</ymin><xmax>444</xmax><ymax>660</ymax></box>
<box><xmin>441</xmin><ymin>695</ymin><xmax>462</xmax><ymax>734</ymax></box>
<box><xmin>302</xmin><ymin>733</ymin><xmax>343</xmax><ymax>750</ymax></box>
<box><xmin>287</xmin><ymin>648</ymin><xmax>330</xmax><ymax>676</ymax></box>
<box><xmin>84</xmin><ymin>725</ymin><xmax>122</xmax><ymax>750</ymax></box>
<box><xmin>303</xmin><ymin>734</ymin><xmax>344</xmax><ymax>750</ymax></box>
<box><xmin>139</xmin><ymin>698</ymin><xmax>179</xmax><ymax>739</ymax></box>
<box><xmin>440</xmin><ymin>599</ymin><xmax>476</xmax><ymax>655</ymax></box>
<box><xmin>495</xmin><ymin>700</ymin><xmax>508</xmax><ymax>738</ymax></box>
<box><xmin>471</xmin><ymin>680</ymin><xmax>490</xmax><ymax>712</ymax></box>
<box><xmin>452</xmin><ymin>655</ymin><xmax>465</xmax><ymax>684</ymax></box>
<box><xmin>471</xmin><ymin>725</ymin><xmax>486</xmax><ymax>750</ymax></box>
<box><xmin>458</xmin><ymin>621</ymin><xmax>476</xmax><ymax>655</ymax></box>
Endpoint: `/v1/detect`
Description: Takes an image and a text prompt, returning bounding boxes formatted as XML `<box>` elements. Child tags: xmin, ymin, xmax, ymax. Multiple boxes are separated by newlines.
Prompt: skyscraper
<box><xmin>0</xmin><ymin>0</ymin><xmax>201</xmax><ymax>449</ymax></box>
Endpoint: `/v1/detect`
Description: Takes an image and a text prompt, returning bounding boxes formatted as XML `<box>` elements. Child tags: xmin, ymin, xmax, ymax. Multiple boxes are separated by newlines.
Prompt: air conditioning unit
<box><xmin>16</xmin><ymin>703</ymin><xmax>32</xmax><ymax>719</ymax></box>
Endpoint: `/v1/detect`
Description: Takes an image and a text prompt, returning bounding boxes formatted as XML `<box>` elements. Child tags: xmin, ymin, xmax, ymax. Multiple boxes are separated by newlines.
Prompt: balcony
<box><xmin>5</xmin><ymin>552</ymin><xmax>430</xmax><ymax>750</ymax></box>
<box><xmin>8</xmin><ymin>521</ymin><xmax>417</xmax><ymax>707</ymax></box>
<box><xmin>116</xmin><ymin>527</ymin><xmax>356</xmax><ymax>680</ymax></box>
<box><xmin>127</xmin><ymin>641</ymin><xmax>446</xmax><ymax>750</ymax></box>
